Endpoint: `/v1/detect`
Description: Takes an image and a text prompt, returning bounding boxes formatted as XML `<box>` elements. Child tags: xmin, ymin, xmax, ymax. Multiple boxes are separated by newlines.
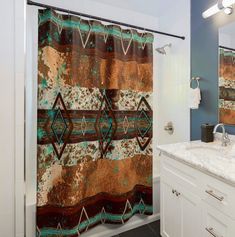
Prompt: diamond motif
<box><xmin>121</xmin><ymin>200</ymin><xmax>133</xmax><ymax>224</ymax></box>
<box><xmin>100</xmin><ymin>207</ymin><xmax>106</xmax><ymax>224</ymax></box>
<box><xmin>77</xmin><ymin>20</ymin><xmax>92</xmax><ymax>48</ymax></box>
<box><xmin>56</xmin><ymin>223</ymin><xmax>63</xmax><ymax>237</ymax></box>
<box><xmin>99</xmin><ymin>110</ymin><xmax>113</xmax><ymax>140</ymax></box>
<box><xmin>56</xmin><ymin>14</ymin><xmax>63</xmax><ymax>35</ymax></box>
<box><xmin>51</xmin><ymin>108</ymin><xmax>68</xmax><ymax>144</ymax></box>
<box><xmin>103</xmin><ymin>25</ymin><xmax>109</xmax><ymax>43</ymax></box>
<box><xmin>138</xmin><ymin>109</ymin><xmax>152</xmax><ymax>138</ymax></box>
<box><xmin>121</xmin><ymin>29</ymin><xmax>133</xmax><ymax>55</ymax></box>
<box><xmin>81</xmin><ymin>116</ymin><xmax>87</xmax><ymax>136</ymax></box>
<box><xmin>136</xmin><ymin>97</ymin><xmax>152</xmax><ymax>151</ymax></box>
<box><xmin>78</xmin><ymin>207</ymin><xmax>90</xmax><ymax>233</ymax></box>
<box><xmin>44</xmin><ymin>93</ymin><xmax>73</xmax><ymax>160</ymax></box>
<box><xmin>141</xmin><ymin>32</ymin><xmax>148</xmax><ymax>50</ymax></box>
<box><xmin>138</xmin><ymin>198</ymin><xmax>146</xmax><ymax>214</ymax></box>
<box><xmin>95</xmin><ymin>93</ymin><xmax>117</xmax><ymax>157</ymax></box>
<box><xmin>123</xmin><ymin>116</ymin><xmax>130</xmax><ymax>134</ymax></box>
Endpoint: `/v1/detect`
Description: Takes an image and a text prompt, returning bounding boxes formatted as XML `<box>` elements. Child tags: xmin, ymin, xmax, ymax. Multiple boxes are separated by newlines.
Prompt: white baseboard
<box><xmin>81</xmin><ymin>213</ymin><xmax>160</xmax><ymax>237</ymax></box>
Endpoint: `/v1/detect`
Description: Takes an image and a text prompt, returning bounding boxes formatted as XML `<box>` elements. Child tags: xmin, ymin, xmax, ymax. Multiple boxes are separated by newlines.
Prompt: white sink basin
<box><xmin>185</xmin><ymin>144</ymin><xmax>230</xmax><ymax>159</ymax></box>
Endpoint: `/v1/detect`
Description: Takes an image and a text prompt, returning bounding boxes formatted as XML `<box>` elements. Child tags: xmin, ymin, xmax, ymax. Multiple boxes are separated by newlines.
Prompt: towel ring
<box><xmin>190</xmin><ymin>77</ymin><xmax>200</xmax><ymax>88</ymax></box>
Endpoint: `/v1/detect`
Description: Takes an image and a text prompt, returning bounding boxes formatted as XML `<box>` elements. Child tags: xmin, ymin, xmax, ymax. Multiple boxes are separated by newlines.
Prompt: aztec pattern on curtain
<box><xmin>219</xmin><ymin>49</ymin><xmax>235</xmax><ymax>125</ymax></box>
<box><xmin>37</xmin><ymin>9</ymin><xmax>153</xmax><ymax>236</ymax></box>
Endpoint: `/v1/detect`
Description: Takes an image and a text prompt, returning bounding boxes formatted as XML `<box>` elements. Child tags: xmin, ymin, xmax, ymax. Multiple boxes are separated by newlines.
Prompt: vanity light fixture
<box><xmin>202</xmin><ymin>0</ymin><xmax>235</xmax><ymax>18</ymax></box>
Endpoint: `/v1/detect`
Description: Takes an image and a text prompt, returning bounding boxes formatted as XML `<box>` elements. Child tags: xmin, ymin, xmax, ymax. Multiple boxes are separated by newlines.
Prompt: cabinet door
<box><xmin>161</xmin><ymin>181</ymin><xmax>181</xmax><ymax>237</ymax></box>
<box><xmin>180</xmin><ymin>186</ymin><xmax>202</xmax><ymax>237</ymax></box>
<box><xmin>201</xmin><ymin>202</ymin><xmax>235</xmax><ymax>237</ymax></box>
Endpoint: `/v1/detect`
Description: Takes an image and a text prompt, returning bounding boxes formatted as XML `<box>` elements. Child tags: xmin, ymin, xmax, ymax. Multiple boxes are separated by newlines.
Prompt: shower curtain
<box><xmin>37</xmin><ymin>9</ymin><xmax>153</xmax><ymax>236</ymax></box>
<box><xmin>219</xmin><ymin>49</ymin><xmax>235</xmax><ymax>125</ymax></box>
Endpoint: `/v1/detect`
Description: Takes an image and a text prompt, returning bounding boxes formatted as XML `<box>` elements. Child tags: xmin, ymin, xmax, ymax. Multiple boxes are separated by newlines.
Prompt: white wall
<box><xmin>220</xmin><ymin>33</ymin><xmax>232</xmax><ymax>47</ymax></box>
<box><xmin>219</xmin><ymin>32</ymin><xmax>235</xmax><ymax>48</ymax></box>
<box><xmin>152</xmin><ymin>0</ymin><xmax>190</xmax><ymax>187</ymax></box>
<box><xmin>0</xmin><ymin>0</ymin><xmax>25</xmax><ymax>237</ymax></box>
<box><xmin>0</xmin><ymin>0</ymin><xmax>15</xmax><ymax>236</ymax></box>
<box><xmin>155</xmin><ymin>0</ymin><xmax>191</xmax><ymax>145</ymax></box>
<box><xmin>219</xmin><ymin>21</ymin><xmax>235</xmax><ymax>48</ymax></box>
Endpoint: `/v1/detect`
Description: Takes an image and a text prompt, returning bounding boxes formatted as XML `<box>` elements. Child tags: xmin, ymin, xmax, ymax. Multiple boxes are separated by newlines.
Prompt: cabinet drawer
<box><xmin>202</xmin><ymin>203</ymin><xmax>235</xmax><ymax>237</ymax></box>
<box><xmin>200</xmin><ymin>173</ymin><xmax>235</xmax><ymax>220</ymax></box>
<box><xmin>161</xmin><ymin>155</ymin><xmax>199</xmax><ymax>193</ymax></box>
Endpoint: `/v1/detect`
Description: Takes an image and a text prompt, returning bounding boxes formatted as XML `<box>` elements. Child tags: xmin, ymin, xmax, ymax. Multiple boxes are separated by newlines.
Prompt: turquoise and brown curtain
<box><xmin>219</xmin><ymin>49</ymin><xmax>235</xmax><ymax>125</ymax></box>
<box><xmin>37</xmin><ymin>9</ymin><xmax>153</xmax><ymax>236</ymax></box>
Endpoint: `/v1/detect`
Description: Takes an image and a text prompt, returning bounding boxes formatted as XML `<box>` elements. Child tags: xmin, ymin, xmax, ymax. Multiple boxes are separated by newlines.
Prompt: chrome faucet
<box><xmin>213</xmin><ymin>123</ymin><xmax>230</xmax><ymax>146</ymax></box>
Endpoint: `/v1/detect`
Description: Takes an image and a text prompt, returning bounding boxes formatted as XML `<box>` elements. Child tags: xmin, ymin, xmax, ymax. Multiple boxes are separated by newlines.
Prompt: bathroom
<box><xmin>1</xmin><ymin>0</ymin><xmax>235</xmax><ymax>236</ymax></box>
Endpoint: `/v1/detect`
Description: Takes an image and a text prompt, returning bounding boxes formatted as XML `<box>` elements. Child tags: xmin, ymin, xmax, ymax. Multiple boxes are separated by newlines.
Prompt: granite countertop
<box><xmin>157</xmin><ymin>138</ymin><xmax>235</xmax><ymax>187</ymax></box>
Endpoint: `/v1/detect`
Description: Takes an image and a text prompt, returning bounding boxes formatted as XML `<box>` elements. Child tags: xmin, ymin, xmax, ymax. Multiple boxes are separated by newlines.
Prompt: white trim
<box><xmin>25</xmin><ymin>5</ymin><xmax>38</xmax><ymax>237</ymax></box>
<box><xmin>14</xmin><ymin>0</ymin><xmax>26</xmax><ymax>236</ymax></box>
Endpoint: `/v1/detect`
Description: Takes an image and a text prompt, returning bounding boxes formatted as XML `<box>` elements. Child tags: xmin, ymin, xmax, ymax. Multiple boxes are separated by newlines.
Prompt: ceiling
<box><xmin>89</xmin><ymin>0</ymin><xmax>173</xmax><ymax>17</ymax></box>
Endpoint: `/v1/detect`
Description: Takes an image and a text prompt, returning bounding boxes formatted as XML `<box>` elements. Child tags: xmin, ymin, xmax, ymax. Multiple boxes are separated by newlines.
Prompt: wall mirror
<box><xmin>219</xmin><ymin>21</ymin><xmax>235</xmax><ymax>125</ymax></box>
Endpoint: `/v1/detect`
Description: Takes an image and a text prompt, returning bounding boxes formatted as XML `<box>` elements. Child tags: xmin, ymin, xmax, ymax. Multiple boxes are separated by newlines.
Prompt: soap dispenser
<box><xmin>201</xmin><ymin>124</ymin><xmax>215</xmax><ymax>143</ymax></box>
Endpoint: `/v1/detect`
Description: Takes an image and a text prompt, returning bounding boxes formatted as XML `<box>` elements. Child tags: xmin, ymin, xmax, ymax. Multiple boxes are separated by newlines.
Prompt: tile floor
<box><xmin>112</xmin><ymin>220</ymin><xmax>160</xmax><ymax>237</ymax></box>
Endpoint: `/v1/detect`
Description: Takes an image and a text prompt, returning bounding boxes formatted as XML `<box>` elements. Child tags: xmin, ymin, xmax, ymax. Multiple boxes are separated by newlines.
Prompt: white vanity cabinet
<box><xmin>160</xmin><ymin>154</ymin><xmax>235</xmax><ymax>237</ymax></box>
<box><xmin>161</xmin><ymin>180</ymin><xmax>202</xmax><ymax>237</ymax></box>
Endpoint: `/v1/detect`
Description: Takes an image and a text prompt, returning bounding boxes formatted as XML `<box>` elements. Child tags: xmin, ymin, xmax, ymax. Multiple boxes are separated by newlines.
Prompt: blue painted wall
<box><xmin>191</xmin><ymin>0</ymin><xmax>235</xmax><ymax>140</ymax></box>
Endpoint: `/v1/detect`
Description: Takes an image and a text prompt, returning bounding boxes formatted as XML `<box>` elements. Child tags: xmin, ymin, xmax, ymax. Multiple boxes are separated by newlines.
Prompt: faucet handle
<box><xmin>222</xmin><ymin>132</ymin><xmax>230</xmax><ymax>146</ymax></box>
<box><xmin>224</xmin><ymin>132</ymin><xmax>230</xmax><ymax>140</ymax></box>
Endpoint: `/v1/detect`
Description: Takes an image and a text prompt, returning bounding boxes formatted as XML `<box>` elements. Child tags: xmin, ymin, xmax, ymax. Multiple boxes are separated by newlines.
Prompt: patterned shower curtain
<box><xmin>219</xmin><ymin>48</ymin><xmax>235</xmax><ymax>125</ymax></box>
<box><xmin>37</xmin><ymin>9</ymin><xmax>153</xmax><ymax>236</ymax></box>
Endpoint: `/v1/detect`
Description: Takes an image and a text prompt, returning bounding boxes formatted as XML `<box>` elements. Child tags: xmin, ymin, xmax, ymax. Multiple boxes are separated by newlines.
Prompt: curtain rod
<box><xmin>27</xmin><ymin>0</ymin><xmax>185</xmax><ymax>40</ymax></box>
<box><xmin>219</xmin><ymin>45</ymin><xmax>235</xmax><ymax>51</ymax></box>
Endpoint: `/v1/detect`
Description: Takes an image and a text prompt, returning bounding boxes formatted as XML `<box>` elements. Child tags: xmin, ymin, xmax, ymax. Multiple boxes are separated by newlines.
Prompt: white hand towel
<box><xmin>189</xmin><ymin>87</ymin><xmax>201</xmax><ymax>109</ymax></box>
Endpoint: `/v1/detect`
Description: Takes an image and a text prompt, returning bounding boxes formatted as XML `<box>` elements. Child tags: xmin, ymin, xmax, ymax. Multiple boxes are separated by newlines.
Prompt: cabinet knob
<box><xmin>172</xmin><ymin>189</ymin><xmax>181</xmax><ymax>196</ymax></box>
<box><xmin>176</xmin><ymin>191</ymin><xmax>181</xmax><ymax>197</ymax></box>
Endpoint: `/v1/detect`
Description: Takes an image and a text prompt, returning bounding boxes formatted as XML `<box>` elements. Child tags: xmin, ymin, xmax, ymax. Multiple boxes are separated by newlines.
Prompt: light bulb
<box><xmin>222</xmin><ymin>0</ymin><xmax>235</xmax><ymax>7</ymax></box>
<box><xmin>202</xmin><ymin>4</ymin><xmax>221</xmax><ymax>18</ymax></box>
<box><xmin>224</xmin><ymin>6</ymin><xmax>233</xmax><ymax>14</ymax></box>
